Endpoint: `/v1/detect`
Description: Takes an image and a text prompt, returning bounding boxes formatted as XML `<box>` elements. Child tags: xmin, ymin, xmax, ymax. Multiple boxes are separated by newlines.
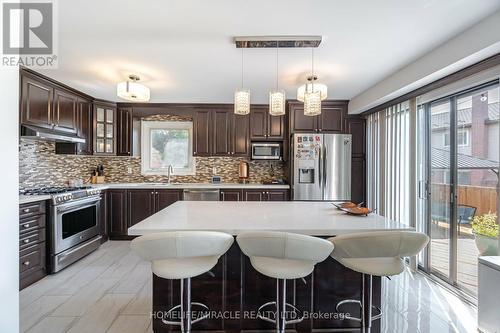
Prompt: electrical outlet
<box><xmin>127</xmin><ymin>167</ymin><xmax>132</xmax><ymax>174</ymax></box>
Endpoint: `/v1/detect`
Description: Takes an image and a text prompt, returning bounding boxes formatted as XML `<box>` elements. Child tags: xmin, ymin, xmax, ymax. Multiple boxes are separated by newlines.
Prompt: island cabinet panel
<box><xmin>20</xmin><ymin>72</ymin><xmax>54</xmax><ymax>130</ymax></box>
<box><xmin>193</xmin><ymin>110</ymin><xmax>212</xmax><ymax>156</ymax></box>
<box><xmin>53</xmin><ymin>88</ymin><xmax>79</xmax><ymax>134</ymax></box>
<box><xmin>107</xmin><ymin>189</ymin><xmax>128</xmax><ymax>238</ymax></box>
<box><xmin>243</xmin><ymin>189</ymin><xmax>289</xmax><ymax>201</ymax></box>
<box><xmin>219</xmin><ymin>189</ymin><xmax>243</xmax><ymax>201</ymax></box>
<box><xmin>19</xmin><ymin>201</ymin><xmax>47</xmax><ymax>290</ymax></box>
<box><xmin>152</xmin><ymin>243</ymin><xmax>381</xmax><ymax>333</ymax></box>
<box><xmin>128</xmin><ymin>189</ymin><xmax>156</xmax><ymax>227</ymax></box>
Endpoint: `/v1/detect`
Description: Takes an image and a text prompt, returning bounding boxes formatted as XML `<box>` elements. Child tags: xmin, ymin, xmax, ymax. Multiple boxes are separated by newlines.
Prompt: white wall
<box><xmin>0</xmin><ymin>67</ymin><xmax>19</xmax><ymax>332</ymax></box>
<box><xmin>349</xmin><ymin>10</ymin><xmax>500</xmax><ymax>114</ymax></box>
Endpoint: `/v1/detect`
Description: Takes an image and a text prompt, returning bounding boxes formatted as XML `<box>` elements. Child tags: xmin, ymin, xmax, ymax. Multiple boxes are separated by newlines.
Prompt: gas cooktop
<box><xmin>20</xmin><ymin>186</ymin><xmax>101</xmax><ymax>204</ymax></box>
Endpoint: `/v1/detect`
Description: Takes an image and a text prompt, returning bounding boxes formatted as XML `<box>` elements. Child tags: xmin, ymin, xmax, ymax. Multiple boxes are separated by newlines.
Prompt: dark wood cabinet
<box><xmin>53</xmin><ymin>88</ymin><xmax>78</xmax><ymax>134</ymax></box>
<box><xmin>243</xmin><ymin>189</ymin><xmax>289</xmax><ymax>201</ymax></box>
<box><xmin>156</xmin><ymin>189</ymin><xmax>183</xmax><ymax>211</ymax></box>
<box><xmin>93</xmin><ymin>102</ymin><xmax>117</xmax><ymax>155</ymax></box>
<box><xmin>109</xmin><ymin>188</ymin><xmax>182</xmax><ymax>239</ymax></box>
<box><xmin>117</xmin><ymin>107</ymin><xmax>133</xmax><ymax>156</ymax></box>
<box><xmin>127</xmin><ymin>189</ymin><xmax>156</xmax><ymax>227</ymax></box>
<box><xmin>250</xmin><ymin>106</ymin><xmax>285</xmax><ymax>140</ymax></box>
<box><xmin>99</xmin><ymin>190</ymin><xmax>108</xmax><ymax>242</ymax></box>
<box><xmin>212</xmin><ymin>109</ymin><xmax>232</xmax><ymax>156</ymax></box>
<box><xmin>77</xmin><ymin>99</ymin><xmax>93</xmax><ymax>155</ymax></box>
<box><xmin>108</xmin><ymin>189</ymin><xmax>128</xmax><ymax>238</ymax></box>
<box><xmin>289</xmin><ymin>101</ymin><xmax>347</xmax><ymax>133</ymax></box>
<box><xmin>212</xmin><ymin>109</ymin><xmax>250</xmax><ymax>156</ymax></box>
<box><xmin>351</xmin><ymin>158</ymin><xmax>366</xmax><ymax>204</ymax></box>
<box><xmin>193</xmin><ymin>109</ymin><xmax>211</xmax><ymax>156</ymax></box>
<box><xmin>20</xmin><ymin>73</ymin><xmax>54</xmax><ymax>130</ymax></box>
<box><xmin>220</xmin><ymin>189</ymin><xmax>243</xmax><ymax>201</ymax></box>
<box><xmin>19</xmin><ymin>201</ymin><xmax>47</xmax><ymax>289</ymax></box>
<box><xmin>345</xmin><ymin>116</ymin><xmax>366</xmax><ymax>158</ymax></box>
<box><xmin>54</xmin><ymin>98</ymin><xmax>93</xmax><ymax>155</ymax></box>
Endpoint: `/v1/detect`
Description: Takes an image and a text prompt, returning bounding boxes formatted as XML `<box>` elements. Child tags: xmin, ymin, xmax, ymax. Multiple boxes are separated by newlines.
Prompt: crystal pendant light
<box><xmin>234</xmin><ymin>48</ymin><xmax>250</xmax><ymax>115</ymax></box>
<box><xmin>297</xmin><ymin>76</ymin><xmax>327</xmax><ymax>102</ymax></box>
<box><xmin>269</xmin><ymin>43</ymin><xmax>285</xmax><ymax>116</ymax></box>
<box><xmin>301</xmin><ymin>49</ymin><xmax>325</xmax><ymax>116</ymax></box>
<box><xmin>304</xmin><ymin>90</ymin><xmax>321</xmax><ymax>116</ymax></box>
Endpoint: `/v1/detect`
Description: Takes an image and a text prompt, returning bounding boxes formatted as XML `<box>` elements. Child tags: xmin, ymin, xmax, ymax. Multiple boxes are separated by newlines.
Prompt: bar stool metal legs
<box><xmin>335</xmin><ymin>274</ymin><xmax>381</xmax><ymax>333</ymax></box>
<box><xmin>256</xmin><ymin>279</ymin><xmax>304</xmax><ymax>333</ymax></box>
<box><xmin>162</xmin><ymin>278</ymin><xmax>209</xmax><ymax>333</ymax></box>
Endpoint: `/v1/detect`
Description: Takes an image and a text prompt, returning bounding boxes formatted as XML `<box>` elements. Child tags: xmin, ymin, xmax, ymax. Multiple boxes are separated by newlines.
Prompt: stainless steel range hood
<box><xmin>21</xmin><ymin>125</ymin><xmax>86</xmax><ymax>143</ymax></box>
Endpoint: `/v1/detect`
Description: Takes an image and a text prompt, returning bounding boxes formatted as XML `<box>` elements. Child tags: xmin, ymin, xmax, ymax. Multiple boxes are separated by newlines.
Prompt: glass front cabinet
<box><xmin>93</xmin><ymin>103</ymin><xmax>117</xmax><ymax>155</ymax></box>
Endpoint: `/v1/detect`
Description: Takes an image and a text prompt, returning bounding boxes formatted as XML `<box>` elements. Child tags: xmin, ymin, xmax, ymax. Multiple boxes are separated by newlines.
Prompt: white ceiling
<box><xmin>39</xmin><ymin>0</ymin><xmax>500</xmax><ymax>104</ymax></box>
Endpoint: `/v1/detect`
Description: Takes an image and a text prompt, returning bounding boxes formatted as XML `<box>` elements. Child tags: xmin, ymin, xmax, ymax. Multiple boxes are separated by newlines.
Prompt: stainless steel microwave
<box><xmin>251</xmin><ymin>142</ymin><xmax>281</xmax><ymax>160</ymax></box>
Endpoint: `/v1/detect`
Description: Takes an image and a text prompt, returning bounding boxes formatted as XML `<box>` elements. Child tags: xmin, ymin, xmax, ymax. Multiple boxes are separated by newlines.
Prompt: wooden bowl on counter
<box><xmin>332</xmin><ymin>202</ymin><xmax>358</xmax><ymax>209</ymax></box>
<box><xmin>338</xmin><ymin>206</ymin><xmax>372</xmax><ymax>216</ymax></box>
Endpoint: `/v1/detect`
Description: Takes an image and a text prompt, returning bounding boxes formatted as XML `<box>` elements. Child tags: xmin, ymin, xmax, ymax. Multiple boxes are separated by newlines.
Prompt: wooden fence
<box><xmin>431</xmin><ymin>183</ymin><xmax>498</xmax><ymax>216</ymax></box>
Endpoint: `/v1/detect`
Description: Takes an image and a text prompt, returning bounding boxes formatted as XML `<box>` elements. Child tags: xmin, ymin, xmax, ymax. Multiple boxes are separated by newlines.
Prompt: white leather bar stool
<box><xmin>328</xmin><ymin>231</ymin><xmax>429</xmax><ymax>333</ymax></box>
<box><xmin>237</xmin><ymin>231</ymin><xmax>334</xmax><ymax>333</ymax></box>
<box><xmin>131</xmin><ymin>231</ymin><xmax>234</xmax><ymax>333</ymax></box>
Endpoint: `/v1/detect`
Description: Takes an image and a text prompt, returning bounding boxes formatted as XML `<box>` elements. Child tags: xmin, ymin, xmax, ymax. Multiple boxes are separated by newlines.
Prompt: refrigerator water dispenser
<box><xmin>299</xmin><ymin>168</ymin><xmax>315</xmax><ymax>183</ymax></box>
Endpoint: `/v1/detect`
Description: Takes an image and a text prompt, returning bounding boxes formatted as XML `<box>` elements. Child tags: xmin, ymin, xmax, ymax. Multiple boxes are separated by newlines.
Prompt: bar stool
<box><xmin>131</xmin><ymin>231</ymin><xmax>234</xmax><ymax>333</ymax></box>
<box><xmin>237</xmin><ymin>231</ymin><xmax>334</xmax><ymax>333</ymax></box>
<box><xmin>328</xmin><ymin>231</ymin><xmax>429</xmax><ymax>333</ymax></box>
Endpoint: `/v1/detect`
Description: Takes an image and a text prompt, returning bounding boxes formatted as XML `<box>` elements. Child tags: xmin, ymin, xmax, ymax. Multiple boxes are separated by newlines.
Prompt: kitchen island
<box><xmin>129</xmin><ymin>202</ymin><xmax>413</xmax><ymax>333</ymax></box>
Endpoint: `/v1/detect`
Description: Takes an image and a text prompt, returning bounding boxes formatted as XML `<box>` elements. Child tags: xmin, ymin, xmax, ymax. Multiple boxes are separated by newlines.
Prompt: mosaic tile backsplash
<box><xmin>19</xmin><ymin>139</ymin><xmax>286</xmax><ymax>189</ymax></box>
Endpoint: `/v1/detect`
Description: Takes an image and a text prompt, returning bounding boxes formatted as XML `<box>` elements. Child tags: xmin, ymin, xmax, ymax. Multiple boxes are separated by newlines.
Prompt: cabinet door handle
<box><xmin>23</xmin><ymin>261</ymin><xmax>30</xmax><ymax>266</ymax></box>
<box><xmin>319</xmin><ymin>129</ymin><xmax>322</xmax><ymax>132</ymax></box>
<box><xmin>151</xmin><ymin>191</ymin><xmax>154</xmax><ymax>194</ymax></box>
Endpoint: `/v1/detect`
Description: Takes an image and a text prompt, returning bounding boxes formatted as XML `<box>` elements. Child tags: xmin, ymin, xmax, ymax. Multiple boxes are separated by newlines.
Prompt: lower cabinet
<box><xmin>19</xmin><ymin>201</ymin><xmax>47</xmax><ymax>290</ymax></box>
<box><xmin>219</xmin><ymin>189</ymin><xmax>243</xmax><ymax>201</ymax></box>
<box><xmin>243</xmin><ymin>189</ymin><xmax>289</xmax><ymax>201</ymax></box>
<box><xmin>108</xmin><ymin>189</ymin><xmax>183</xmax><ymax>239</ymax></box>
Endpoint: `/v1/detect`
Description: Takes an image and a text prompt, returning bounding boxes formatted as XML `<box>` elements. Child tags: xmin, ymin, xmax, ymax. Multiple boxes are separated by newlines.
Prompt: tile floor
<box><xmin>20</xmin><ymin>241</ymin><xmax>478</xmax><ymax>333</ymax></box>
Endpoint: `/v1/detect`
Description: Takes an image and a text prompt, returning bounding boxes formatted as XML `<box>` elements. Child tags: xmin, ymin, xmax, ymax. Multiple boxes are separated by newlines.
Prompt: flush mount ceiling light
<box><xmin>301</xmin><ymin>49</ymin><xmax>327</xmax><ymax>116</ymax></box>
<box><xmin>269</xmin><ymin>44</ymin><xmax>285</xmax><ymax>116</ymax></box>
<box><xmin>297</xmin><ymin>76</ymin><xmax>328</xmax><ymax>102</ymax></box>
<box><xmin>117</xmin><ymin>75</ymin><xmax>150</xmax><ymax>102</ymax></box>
<box><xmin>234</xmin><ymin>48</ymin><xmax>250</xmax><ymax>115</ymax></box>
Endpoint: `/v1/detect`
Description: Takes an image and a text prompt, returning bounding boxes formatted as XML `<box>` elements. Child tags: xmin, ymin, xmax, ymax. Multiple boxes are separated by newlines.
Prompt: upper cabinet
<box><xmin>76</xmin><ymin>99</ymin><xmax>93</xmax><ymax>155</ymax></box>
<box><xmin>193</xmin><ymin>109</ymin><xmax>212</xmax><ymax>157</ymax></box>
<box><xmin>249</xmin><ymin>106</ymin><xmax>285</xmax><ymax>140</ymax></box>
<box><xmin>212</xmin><ymin>108</ymin><xmax>250</xmax><ymax>156</ymax></box>
<box><xmin>117</xmin><ymin>107</ymin><xmax>132</xmax><ymax>156</ymax></box>
<box><xmin>289</xmin><ymin>101</ymin><xmax>347</xmax><ymax>133</ymax></box>
<box><xmin>20</xmin><ymin>72</ymin><xmax>54</xmax><ymax>130</ymax></box>
<box><xmin>53</xmin><ymin>88</ymin><xmax>78</xmax><ymax>134</ymax></box>
<box><xmin>93</xmin><ymin>102</ymin><xmax>116</xmax><ymax>155</ymax></box>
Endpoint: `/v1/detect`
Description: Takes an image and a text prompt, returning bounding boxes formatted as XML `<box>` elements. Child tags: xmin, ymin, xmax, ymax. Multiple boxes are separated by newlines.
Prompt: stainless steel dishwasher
<box><xmin>183</xmin><ymin>189</ymin><xmax>220</xmax><ymax>201</ymax></box>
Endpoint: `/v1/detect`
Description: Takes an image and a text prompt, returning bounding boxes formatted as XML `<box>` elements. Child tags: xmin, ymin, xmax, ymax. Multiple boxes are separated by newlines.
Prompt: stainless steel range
<box><xmin>21</xmin><ymin>186</ymin><xmax>103</xmax><ymax>273</ymax></box>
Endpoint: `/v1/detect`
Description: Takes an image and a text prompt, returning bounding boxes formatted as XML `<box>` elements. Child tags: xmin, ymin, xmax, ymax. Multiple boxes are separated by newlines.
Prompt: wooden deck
<box><xmin>430</xmin><ymin>237</ymin><xmax>480</xmax><ymax>296</ymax></box>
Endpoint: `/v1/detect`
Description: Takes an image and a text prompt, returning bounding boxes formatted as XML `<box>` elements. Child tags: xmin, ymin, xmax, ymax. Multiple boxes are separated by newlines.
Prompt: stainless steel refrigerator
<box><xmin>292</xmin><ymin>133</ymin><xmax>352</xmax><ymax>201</ymax></box>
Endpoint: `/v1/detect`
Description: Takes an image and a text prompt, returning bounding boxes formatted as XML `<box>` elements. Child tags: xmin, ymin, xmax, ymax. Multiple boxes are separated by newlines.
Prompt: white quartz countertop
<box><xmin>95</xmin><ymin>182</ymin><xmax>290</xmax><ymax>190</ymax></box>
<box><xmin>128</xmin><ymin>201</ymin><xmax>413</xmax><ymax>236</ymax></box>
<box><xmin>19</xmin><ymin>195</ymin><xmax>51</xmax><ymax>205</ymax></box>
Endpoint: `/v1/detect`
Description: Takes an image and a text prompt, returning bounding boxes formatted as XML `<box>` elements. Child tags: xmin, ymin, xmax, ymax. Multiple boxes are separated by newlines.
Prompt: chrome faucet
<box><xmin>167</xmin><ymin>164</ymin><xmax>174</xmax><ymax>184</ymax></box>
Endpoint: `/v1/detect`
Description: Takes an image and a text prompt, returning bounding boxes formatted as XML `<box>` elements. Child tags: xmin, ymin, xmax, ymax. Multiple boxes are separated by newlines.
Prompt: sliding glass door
<box><xmin>419</xmin><ymin>82</ymin><xmax>500</xmax><ymax>297</ymax></box>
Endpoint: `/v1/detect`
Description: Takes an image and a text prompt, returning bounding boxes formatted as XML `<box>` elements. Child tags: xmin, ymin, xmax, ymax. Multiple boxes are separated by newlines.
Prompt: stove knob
<box><xmin>63</xmin><ymin>195</ymin><xmax>68</xmax><ymax>200</ymax></box>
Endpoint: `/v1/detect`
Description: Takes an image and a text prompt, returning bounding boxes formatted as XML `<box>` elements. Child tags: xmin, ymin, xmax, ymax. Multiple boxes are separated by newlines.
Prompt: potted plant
<box><xmin>472</xmin><ymin>213</ymin><xmax>499</xmax><ymax>256</ymax></box>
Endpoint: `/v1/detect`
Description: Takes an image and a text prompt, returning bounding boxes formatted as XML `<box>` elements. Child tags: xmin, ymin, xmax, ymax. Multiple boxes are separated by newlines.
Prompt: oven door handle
<box><xmin>56</xmin><ymin>196</ymin><xmax>101</xmax><ymax>213</ymax></box>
